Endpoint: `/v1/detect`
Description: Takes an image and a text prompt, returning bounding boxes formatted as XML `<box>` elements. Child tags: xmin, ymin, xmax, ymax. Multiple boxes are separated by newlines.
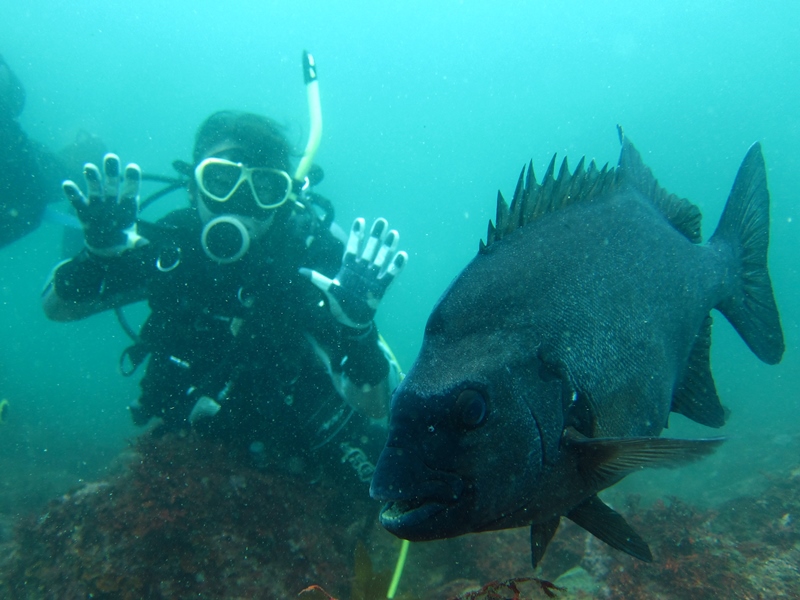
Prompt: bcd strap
<box><xmin>119</xmin><ymin>342</ymin><xmax>150</xmax><ymax>377</ymax></box>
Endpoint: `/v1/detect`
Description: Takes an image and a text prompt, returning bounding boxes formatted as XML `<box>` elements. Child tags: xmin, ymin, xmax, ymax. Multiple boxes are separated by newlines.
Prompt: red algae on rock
<box><xmin>597</xmin><ymin>469</ymin><xmax>800</xmax><ymax>599</ymax></box>
<box><xmin>1</xmin><ymin>432</ymin><xmax>799</xmax><ymax>600</ymax></box>
<box><xmin>0</xmin><ymin>432</ymin><xmax>380</xmax><ymax>599</ymax></box>
<box><xmin>402</xmin><ymin>463</ymin><xmax>800</xmax><ymax>599</ymax></box>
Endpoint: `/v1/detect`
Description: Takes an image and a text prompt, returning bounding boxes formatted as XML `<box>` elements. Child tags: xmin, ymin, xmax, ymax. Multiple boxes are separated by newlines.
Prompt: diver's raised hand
<box><xmin>64</xmin><ymin>153</ymin><xmax>145</xmax><ymax>256</ymax></box>
<box><xmin>300</xmin><ymin>217</ymin><xmax>407</xmax><ymax>329</ymax></box>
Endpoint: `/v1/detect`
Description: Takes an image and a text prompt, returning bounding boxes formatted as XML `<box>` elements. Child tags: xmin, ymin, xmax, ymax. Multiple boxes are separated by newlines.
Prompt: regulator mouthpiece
<box><xmin>201</xmin><ymin>216</ymin><xmax>251</xmax><ymax>264</ymax></box>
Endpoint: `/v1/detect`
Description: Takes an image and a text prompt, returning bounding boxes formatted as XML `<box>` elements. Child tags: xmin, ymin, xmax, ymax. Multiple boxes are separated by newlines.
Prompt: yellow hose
<box><xmin>377</xmin><ymin>335</ymin><xmax>409</xmax><ymax>598</ymax></box>
<box><xmin>386</xmin><ymin>539</ymin><xmax>410</xmax><ymax>598</ymax></box>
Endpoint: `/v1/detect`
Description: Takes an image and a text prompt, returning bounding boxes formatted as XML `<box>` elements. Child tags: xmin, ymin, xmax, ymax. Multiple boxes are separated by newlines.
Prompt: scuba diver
<box><xmin>41</xmin><ymin>53</ymin><xmax>407</xmax><ymax>482</ymax></box>
<box><xmin>0</xmin><ymin>54</ymin><xmax>106</xmax><ymax>249</ymax></box>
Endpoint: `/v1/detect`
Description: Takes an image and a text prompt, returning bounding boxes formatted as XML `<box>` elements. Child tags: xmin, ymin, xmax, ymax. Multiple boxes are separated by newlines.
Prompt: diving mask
<box><xmin>195</xmin><ymin>157</ymin><xmax>293</xmax><ymax>212</ymax></box>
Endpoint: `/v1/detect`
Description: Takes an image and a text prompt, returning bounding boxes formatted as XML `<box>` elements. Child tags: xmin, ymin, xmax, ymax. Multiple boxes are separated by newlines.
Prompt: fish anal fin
<box><xmin>565</xmin><ymin>427</ymin><xmax>724</xmax><ymax>490</ymax></box>
<box><xmin>530</xmin><ymin>518</ymin><xmax>560</xmax><ymax>568</ymax></box>
<box><xmin>671</xmin><ymin>314</ymin><xmax>726</xmax><ymax>427</ymax></box>
<box><xmin>567</xmin><ymin>495</ymin><xmax>653</xmax><ymax>562</ymax></box>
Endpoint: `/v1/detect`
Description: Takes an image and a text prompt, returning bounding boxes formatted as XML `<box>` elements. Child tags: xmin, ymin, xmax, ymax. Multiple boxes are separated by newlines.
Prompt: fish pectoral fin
<box><xmin>671</xmin><ymin>314</ymin><xmax>726</xmax><ymax>428</ymax></box>
<box><xmin>530</xmin><ymin>518</ymin><xmax>560</xmax><ymax>568</ymax></box>
<box><xmin>567</xmin><ymin>495</ymin><xmax>653</xmax><ymax>562</ymax></box>
<box><xmin>565</xmin><ymin>427</ymin><xmax>724</xmax><ymax>489</ymax></box>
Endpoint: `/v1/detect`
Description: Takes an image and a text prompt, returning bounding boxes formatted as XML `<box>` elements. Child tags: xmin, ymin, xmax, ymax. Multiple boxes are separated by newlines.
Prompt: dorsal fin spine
<box><xmin>495</xmin><ymin>190</ymin><xmax>510</xmax><ymax>239</ymax></box>
<box><xmin>509</xmin><ymin>166</ymin><xmax>527</xmax><ymax>230</ymax></box>
<box><xmin>482</xmin><ymin>132</ymin><xmax>699</xmax><ymax>252</ymax></box>
<box><xmin>486</xmin><ymin>219</ymin><xmax>497</xmax><ymax>247</ymax></box>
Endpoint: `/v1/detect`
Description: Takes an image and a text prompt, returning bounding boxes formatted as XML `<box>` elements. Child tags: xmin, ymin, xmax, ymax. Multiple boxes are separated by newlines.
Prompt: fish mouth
<box><xmin>371</xmin><ymin>445</ymin><xmax>465</xmax><ymax>541</ymax></box>
<box><xmin>378</xmin><ymin>498</ymin><xmax>448</xmax><ymax>537</ymax></box>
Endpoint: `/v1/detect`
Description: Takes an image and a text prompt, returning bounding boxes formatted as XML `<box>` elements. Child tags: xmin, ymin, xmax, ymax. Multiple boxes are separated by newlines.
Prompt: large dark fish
<box><xmin>370</xmin><ymin>128</ymin><xmax>784</xmax><ymax>566</ymax></box>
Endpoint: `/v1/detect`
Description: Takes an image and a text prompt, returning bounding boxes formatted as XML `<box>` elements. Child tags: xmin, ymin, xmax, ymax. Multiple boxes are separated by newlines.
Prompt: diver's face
<box><xmin>195</xmin><ymin>142</ymin><xmax>283</xmax><ymax>263</ymax></box>
<box><xmin>196</xmin><ymin>142</ymin><xmax>284</xmax><ymax>220</ymax></box>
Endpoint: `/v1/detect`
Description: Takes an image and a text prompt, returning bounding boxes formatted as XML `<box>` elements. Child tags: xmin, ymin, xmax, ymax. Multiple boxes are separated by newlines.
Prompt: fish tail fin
<box><xmin>709</xmin><ymin>143</ymin><xmax>784</xmax><ymax>365</ymax></box>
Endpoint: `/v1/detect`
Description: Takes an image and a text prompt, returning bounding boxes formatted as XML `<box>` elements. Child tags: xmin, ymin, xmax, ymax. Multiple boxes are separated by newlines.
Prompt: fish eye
<box><xmin>455</xmin><ymin>389</ymin><xmax>487</xmax><ymax>429</ymax></box>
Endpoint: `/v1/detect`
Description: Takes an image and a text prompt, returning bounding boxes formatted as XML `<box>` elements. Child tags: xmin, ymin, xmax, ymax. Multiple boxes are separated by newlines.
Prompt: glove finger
<box><xmin>373</xmin><ymin>250</ymin><xmax>407</xmax><ymax>299</ymax></box>
<box><xmin>63</xmin><ymin>180</ymin><xmax>89</xmax><ymax>218</ymax></box>
<box><xmin>344</xmin><ymin>218</ymin><xmax>366</xmax><ymax>265</ymax></box>
<box><xmin>373</xmin><ymin>229</ymin><xmax>399</xmax><ymax>271</ymax></box>
<box><xmin>103</xmin><ymin>153</ymin><xmax>121</xmax><ymax>204</ymax></box>
<box><xmin>299</xmin><ymin>267</ymin><xmax>335</xmax><ymax>293</ymax></box>
<box><xmin>360</xmin><ymin>218</ymin><xmax>387</xmax><ymax>263</ymax></box>
<box><xmin>385</xmin><ymin>250</ymin><xmax>408</xmax><ymax>280</ymax></box>
<box><xmin>83</xmin><ymin>163</ymin><xmax>103</xmax><ymax>203</ymax></box>
<box><xmin>119</xmin><ymin>163</ymin><xmax>141</xmax><ymax>221</ymax></box>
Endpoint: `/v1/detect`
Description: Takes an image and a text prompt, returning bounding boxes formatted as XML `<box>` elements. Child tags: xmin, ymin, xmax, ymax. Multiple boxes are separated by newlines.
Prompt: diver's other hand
<box><xmin>300</xmin><ymin>217</ymin><xmax>407</xmax><ymax>329</ymax></box>
<box><xmin>188</xmin><ymin>396</ymin><xmax>222</xmax><ymax>425</ymax></box>
<box><xmin>64</xmin><ymin>153</ymin><xmax>145</xmax><ymax>256</ymax></box>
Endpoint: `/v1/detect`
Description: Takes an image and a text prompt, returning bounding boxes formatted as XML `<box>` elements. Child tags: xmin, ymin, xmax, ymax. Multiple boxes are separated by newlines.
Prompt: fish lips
<box><xmin>370</xmin><ymin>445</ymin><xmax>466</xmax><ymax>541</ymax></box>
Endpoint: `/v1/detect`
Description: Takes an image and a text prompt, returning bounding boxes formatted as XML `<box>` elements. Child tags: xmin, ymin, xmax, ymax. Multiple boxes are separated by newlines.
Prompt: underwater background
<box><xmin>0</xmin><ymin>1</ymin><xmax>798</xmax><ymax>597</ymax></box>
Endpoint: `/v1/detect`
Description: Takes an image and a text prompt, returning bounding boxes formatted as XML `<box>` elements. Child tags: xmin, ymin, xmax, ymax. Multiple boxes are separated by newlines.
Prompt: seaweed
<box><xmin>1</xmin><ymin>432</ymin><xmax>798</xmax><ymax>599</ymax></box>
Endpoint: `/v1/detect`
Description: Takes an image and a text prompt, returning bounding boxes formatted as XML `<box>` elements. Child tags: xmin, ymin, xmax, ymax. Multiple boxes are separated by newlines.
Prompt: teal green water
<box><xmin>0</xmin><ymin>1</ymin><xmax>798</xmax><ymax>514</ymax></box>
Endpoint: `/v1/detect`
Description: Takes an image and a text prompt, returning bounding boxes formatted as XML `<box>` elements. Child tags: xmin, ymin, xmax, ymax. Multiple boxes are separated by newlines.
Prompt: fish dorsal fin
<box><xmin>481</xmin><ymin>152</ymin><xmax>617</xmax><ymax>251</ymax></box>
<box><xmin>567</xmin><ymin>495</ymin><xmax>653</xmax><ymax>562</ymax></box>
<box><xmin>480</xmin><ymin>127</ymin><xmax>705</xmax><ymax>252</ymax></box>
<box><xmin>671</xmin><ymin>315</ymin><xmax>727</xmax><ymax>427</ymax></box>
<box><xmin>616</xmin><ymin>125</ymin><xmax>703</xmax><ymax>243</ymax></box>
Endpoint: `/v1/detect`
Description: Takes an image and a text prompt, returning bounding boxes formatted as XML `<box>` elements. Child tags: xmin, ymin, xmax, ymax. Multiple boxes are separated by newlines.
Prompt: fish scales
<box><xmin>371</xmin><ymin>130</ymin><xmax>783</xmax><ymax>566</ymax></box>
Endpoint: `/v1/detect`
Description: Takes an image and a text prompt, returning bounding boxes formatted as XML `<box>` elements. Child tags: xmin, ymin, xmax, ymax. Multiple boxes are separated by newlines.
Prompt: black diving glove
<box><xmin>300</xmin><ymin>217</ymin><xmax>407</xmax><ymax>329</ymax></box>
<box><xmin>64</xmin><ymin>153</ymin><xmax>145</xmax><ymax>256</ymax></box>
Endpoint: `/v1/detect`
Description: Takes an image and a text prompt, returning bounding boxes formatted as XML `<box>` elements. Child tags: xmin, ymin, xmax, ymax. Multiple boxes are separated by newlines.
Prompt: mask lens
<box><xmin>251</xmin><ymin>169</ymin><xmax>291</xmax><ymax>208</ymax></box>
<box><xmin>200</xmin><ymin>161</ymin><xmax>243</xmax><ymax>201</ymax></box>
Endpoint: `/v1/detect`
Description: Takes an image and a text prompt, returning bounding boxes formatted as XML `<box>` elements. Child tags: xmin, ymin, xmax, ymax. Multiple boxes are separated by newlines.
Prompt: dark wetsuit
<box><xmin>46</xmin><ymin>203</ymin><xmax>391</xmax><ymax>481</ymax></box>
<box><xmin>0</xmin><ymin>55</ymin><xmax>103</xmax><ymax>250</ymax></box>
<box><xmin>0</xmin><ymin>56</ymin><xmax>66</xmax><ymax>248</ymax></box>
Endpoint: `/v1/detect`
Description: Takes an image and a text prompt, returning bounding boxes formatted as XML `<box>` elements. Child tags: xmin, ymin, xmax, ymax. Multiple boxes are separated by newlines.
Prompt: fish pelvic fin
<box><xmin>530</xmin><ymin>518</ymin><xmax>561</xmax><ymax>568</ymax></box>
<box><xmin>565</xmin><ymin>428</ymin><xmax>724</xmax><ymax>490</ymax></box>
<box><xmin>671</xmin><ymin>315</ymin><xmax>726</xmax><ymax>427</ymax></box>
<box><xmin>567</xmin><ymin>495</ymin><xmax>653</xmax><ymax>562</ymax></box>
<box><xmin>710</xmin><ymin>142</ymin><xmax>785</xmax><ymax>365</ymax></box>
<box><xmin>616</xmin><ymin>125</ymin><xmax>703</xmax><ymax>243</ymax></box>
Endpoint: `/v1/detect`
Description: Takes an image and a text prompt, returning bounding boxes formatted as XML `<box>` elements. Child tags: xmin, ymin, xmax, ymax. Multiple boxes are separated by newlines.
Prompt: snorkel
<box><xmin>200</xmin><ymin>50</ymin><xmax>323</xmax><ymax>264</ymax></box>
<box><xmin>294</xmin><ymin>50</ymin><xmax>322</xmax><ymax>186</ymax></box>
